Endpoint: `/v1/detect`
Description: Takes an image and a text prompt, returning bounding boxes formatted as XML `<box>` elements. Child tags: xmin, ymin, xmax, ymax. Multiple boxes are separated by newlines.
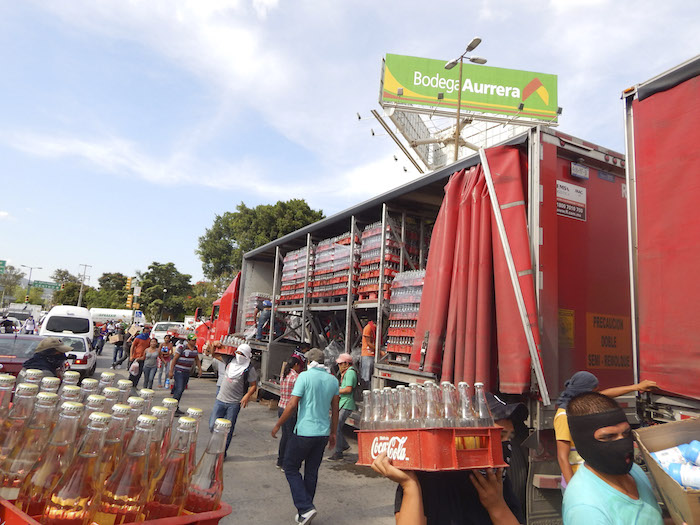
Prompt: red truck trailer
<box><xmin>623</xmin><ymin>55</ymin><xmax>700</xmax><ymax>422</ymax></box>
<box><xmin>192</xmin><ymin>273</ymin><xmax>241</xmax><ymax>355</ymax></box>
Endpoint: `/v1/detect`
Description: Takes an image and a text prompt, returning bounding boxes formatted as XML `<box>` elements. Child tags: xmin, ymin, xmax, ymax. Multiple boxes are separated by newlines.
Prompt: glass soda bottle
<box><xmin>101</xmin><ymin>404</ymin><xmax>131</xmax><ymax>484</ymax></box>
<box><xmin>150</xmin><ymin>406</ymin><xmax>170</xmax><ymax>463</ymax></box>
<box><xmin>59</xmin><ymin>371</ymin><xmax>81</xmax><ymax>395</ymax></box>
<box><xmin>43</xmin><ymin>411</ymin><xmax>111</xmax><ymax>525</ymax></box>
<box><xmin>77</xmin><ymin>394</ymin><xmax>107</xmax><ymax>439</ymax></box>
<box><xmin>186</xmin><ymin>407</ymin><xmax>203</xmax><ymax>474</ymax></box>
<box><xmin>21</xmin><ymin>369</ymin><xmax>44</xmax><ymax>387</ymax></box>
<box><xmin>144</xmin><ymin>416</ymin><xmax>197</xmax><ymax>519</ymax></box>
<box><xmin>441</xmin><ymin>381</ymin><xmax>457</xmax><ymax>427</ymax></box>
<box><xmin>161</xmin><ymin>398</ymin><xmax>179</xmax><ymax>456</ymax></box>
<box><xmin>0</xmin><ymin>374</ymin><xmax>16</xmax><ymax>427</ymax></box>
<box><xmin>40</xmin><ymin>376</ymin><xmax>61</xmax><ymax>394</ymax></box>
<box><xmin>102</xmin><ymin>387</ymin><xmax>120</xmax><ymax>415</ymax></box>
<box><xmin>423</xmin><ymin>381</ymin><xmax>442</xmax><ymax>428</ymax></box>
<box><xmin>16</xmin><ymin>401</ymin><xmax>84</xmax><ymax>517</ymax></box>
<box><xmin>147</xmin><ymin>407</ymin><xmax>168</xmax><ymax>483</ymax></box>
<box><xmin>79</xmin><ymin>378</ymin><xmax>98</xmax><ymax>403</ymax></box>
<box><xmin>59</xmin><ymin>385</ymin><xmax>82</xmax><ymax>406</ymax></box>
<box><xmin>93</xmin><ymin>414</ymin><xmax>157</xmax><ymax>524</ymax></box>
<box><xmin>116</xmin><ymin>379</ymin><xmax>133</xmax><ymax>405</ymax></box>
<box><xmin>360</xmin><ymin>390</ymin><xmax>372</xmax><ymax>430</ymax></box>
<box><xmin>408</xmin><ymin>383</ymin><xmax>423</xmax><ymax>428</ymax></box>
<box><xmin>0</xmin><ymin>383</ymin><xmax>39</xmax><ymax>463</ymax></box>
<box><xmin>138</xmin><ymin>388</ymin><xmax>155</xmax><ymax>412</ymax></box>
<box><xmin>0</xmin><ymin>392</ymin><xmax>59</xmax><ymax>499</ymax></box>
<box><xmin>395</xmin><ymin>385</ymin><xmax>409</xmax><ymax>428</ymax></box>
<box><xmin>184</xmin><ymin>418</ymin><xmax>231</xmax><ymax>513</ymax></box>
<box><xmin>123</xmin><ymin>396</ymin><xmax>146</xmax><ymax>448</ymax></box>
<box><xmin>98</xmin><ymin>371</ymin><xmax>116</xmax><ymax>392</ymax></box>
<box><xmin>474</xmin><ymin>382</ymin><xmax>495</xmax><ymax>427</ymax></box>
<box><xmin>457</xmin><ymin>382</ymin><xmax>477</xmax><ymax>427</ymax></box>
<box><xmin>371</xmin><ymin>389</ymin><xmax>382</xmax><ymax>430</ymax></box>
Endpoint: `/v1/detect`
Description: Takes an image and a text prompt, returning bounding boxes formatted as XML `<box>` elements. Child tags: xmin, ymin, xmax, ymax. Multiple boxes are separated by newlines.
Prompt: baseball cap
<box><xmin>305</xmin><ymin>348</ymin><xmax>324</xmax><ymax>364</ymax></box>
<box><xmin>486</xmin><ymin>392</ymin><xmax>528</xmax><ymax>422</ymax></box>
<box><xmin>336</xmin><ymin>353</ymin><xmax>353</xmax><ymax>364</ymax></box>
<box><xmin>187</xmin><ymin>334</ymin><xmax>197</xmax><ymax>341</ymax></box>
<box><xmin>35</xmin><ymin>337</ymin><xmax>72</xmax><ymax>354</ymax></box>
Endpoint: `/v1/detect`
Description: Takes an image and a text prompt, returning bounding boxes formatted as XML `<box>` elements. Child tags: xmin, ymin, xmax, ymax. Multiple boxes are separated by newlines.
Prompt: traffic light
<box><xmin>133</xmin><ymin>303</ymin><xmax>140</xmax><ymax>310</ymax></box>
<box><xmin>125</xmin><ymin>277</ymin><xmax>132</xmax><ymax>290</ymax></box>
<box><xmin>24</xmin><ymin>295</ymin><xmax>29</xmax><ymax>303</ymax></box>
<box><xmin>126</xmin><ymin>294</ymin><xmax>133</xmax><ymax>308</ymax></box>
<box><xmin>60</xmin><ymin>283</ymin><xmax>65</xmax><ymax>290</ymax></box>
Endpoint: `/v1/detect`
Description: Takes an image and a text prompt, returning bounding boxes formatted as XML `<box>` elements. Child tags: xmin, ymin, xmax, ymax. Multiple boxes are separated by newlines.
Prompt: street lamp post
<box><xmin>20</xmin><ymin>265</ymin><xmax>42</xmax><ymax>303</ymax></box>
<box><xmin>444</xmin><ymin>37</ymin><xmax>487</xmax><ymax>161</ymax></box>
<box><xmin>159</xmin><ymin>288</ymin><xmax>167</xmax><ymax>321</ymax></box>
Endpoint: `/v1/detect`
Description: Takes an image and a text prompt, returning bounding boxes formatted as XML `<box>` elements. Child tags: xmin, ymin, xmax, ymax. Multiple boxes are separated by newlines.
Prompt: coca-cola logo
<box><xmin>370</xmin><ymin>435</ymin><xmax>410</xmax><ymax>461</ymax></box>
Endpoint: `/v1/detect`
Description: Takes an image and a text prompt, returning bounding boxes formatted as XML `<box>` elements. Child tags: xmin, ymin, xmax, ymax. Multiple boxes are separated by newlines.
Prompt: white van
<box><xmin>40</xmin><ymin>305</ymin><xmax>94</xmax><ymax>342</ymax></box>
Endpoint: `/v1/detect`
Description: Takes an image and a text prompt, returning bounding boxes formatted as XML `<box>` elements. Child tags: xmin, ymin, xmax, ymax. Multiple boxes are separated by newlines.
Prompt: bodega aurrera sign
<box><xmin>381</xmin><ymin>53</ymin><xmax>558</xmax><ymax>122</ymax></box>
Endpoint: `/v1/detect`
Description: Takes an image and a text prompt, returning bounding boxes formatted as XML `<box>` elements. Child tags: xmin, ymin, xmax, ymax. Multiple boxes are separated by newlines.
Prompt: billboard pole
<box><xmin>453</xmin><ymin>58</ymin><xmax>464</xmax><ymax>161</ymax></box>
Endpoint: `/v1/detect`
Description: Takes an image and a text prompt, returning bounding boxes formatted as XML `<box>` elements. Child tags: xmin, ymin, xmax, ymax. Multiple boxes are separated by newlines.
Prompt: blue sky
<box><xmin>2</xmin><ymin>0</ymin><xmax>698</xmax><ymax>286</ymax></box>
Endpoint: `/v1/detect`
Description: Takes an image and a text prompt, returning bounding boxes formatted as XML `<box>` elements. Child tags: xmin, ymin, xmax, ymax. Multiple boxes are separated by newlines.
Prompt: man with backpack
<box><xmin>210</xmin><ymin>342</ymin><xmax>257</xmax><ymax>457</ymax></box>
<box><xmin>328</xmin><ymin>353</ymin><xmax>358</xmax><ymax>461</ymax></box>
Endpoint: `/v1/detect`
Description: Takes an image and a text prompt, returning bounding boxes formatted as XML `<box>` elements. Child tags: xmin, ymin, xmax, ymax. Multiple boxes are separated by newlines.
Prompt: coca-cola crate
<box><xmin>386</xmin><ymin>343</ymin><xmax>413</xmax><ymax>354</ymax></box>
<box><xmin>0</xmin><ymin>499</ymin><xmax>40</xmax><ymax>525</ymax></box>
<box><xmin>388</xmin><ymin>311</ymin><xmax>420</xmax><ymax>320</ymax></box>
<box><xmin>387</xmin><ymin>327</ymin><xmax>417</xmax><ymax>338</ymax></box>
<box><xmin>356</xmin><ymin>427</ymin><xmax>507</xmax><ymax>471</ymax></box>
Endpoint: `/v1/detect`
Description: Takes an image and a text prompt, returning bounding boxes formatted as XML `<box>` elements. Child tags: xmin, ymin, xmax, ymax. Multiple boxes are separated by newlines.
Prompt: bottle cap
<box><xmin>178</xmin><ymin>416</ymin><xmax>198</xmax><ymax>428</ymax></box>
<box><xmin>41</xmin><ymin>377</ymin><xmax>61</xmax><ymax>388</ymax></box>
<box><xmin>111</xmin><ymin>404</ymin><xmax>130</xmax><ymax>416</ymax></box>
<box><xmin>60</xmin><ymin>401</ymin><xmax>84</xmax><ymax>413</ymax></box>
<box><xmin>86</xmin><ymin>394</ymin><xmax>106</xmax><ymax>405</ymax></box>
<box><xmin>36</xmin><ymin>392</ymin><xmax>59</xmax><ymax>404</ymax></box>
<box><xmin>100</xmin><ymin>371</ymin><xmax>116</xmax><ymax>380</ymax></box>
<box><xmin>362</xmin><ymin>390</ymin><xmax>371</xmax><ymax>395</ymax></box>
<box><xmin>16</xmin><ymin>383</ymin><xmax>39</xmax><ymax>395</ymax></box>
<box><xmin>63</xmin><ymin>371</ymin><xmax>81</xmax><ymax>382</ymax></box>
<box><xmin>24</xmin><ymin>369</ymin><xmax>44</xmax><ymax>379</ymax></box>
<box><xmin>186</xmin><ymin>407</ymin><xmax>203</xmax><ymax>418</ymax></box>
<box><xmin>474</xmin><ymin>382</ymin><xmax>484</xmax><ymax>387</ymax></box>
<box><xmin>214</xmin><ymin>418</ymin><xmax>232</xmax><ymax>430</ymax></box>
<box><xmin>162</xmin><ymin>398</ymin><xmax>179</xmax><ymax>408</ymax></box>
<box><xmin>408</xmin><ymin>383</ymin><xmax>419</xmax><ymax>387</ymax></box>
<box><xmin>81</xmin><ymin>378</ymin><xmax>98</xmax><ymax>389</ymax></box>
<box><xmin>150</xmin><ymin>406</ymin><xmax>169</xmax><ymax>417</ymax></box>
<box><xmin>102</xmin><ymin>387</ymin><xmax>120</xmax><ymax>397</ymax></box>
<box><xmin>138</xmin><ymin>388</ymin><xmax>155</xmax><ymax>398</ymax></box>
<box><xmin>137</xmin><ymin>414</ymin><xmax>157</xmax><ymax>427</ymax></box>
<box><xmin>127</xmin><ymin>396</ymin><xmax>145</xmax><ymax>408</ymax></box>
<box><xmin>457</xmin><ymin>381</ymin><xmax>469</xmax><ymax>388</ymax></box>
<box><xmin>117</xmin><ymin>379</ymin><xmax>133</xmax><ymax>389</ymax></box>
<box><xmin>89</xmin><ymin>411</ymin><xmax>111</xmax><ymax>424</ymax></box>
<box><xmin>61</xmin><ymin>385</ymin><xmax>81</xmax><ymax>395</ymax></box>
<box><xmin>0</xmin><ymin>374</ymin><xmax>15</xmax><ymax>387</ymax></box>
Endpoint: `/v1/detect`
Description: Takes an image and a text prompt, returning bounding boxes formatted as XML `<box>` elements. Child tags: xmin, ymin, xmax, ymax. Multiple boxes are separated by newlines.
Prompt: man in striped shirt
<box><xmin>169</xmin><ymin>334</ymin><xmax>202</xmax><ymax>415</ymax></box>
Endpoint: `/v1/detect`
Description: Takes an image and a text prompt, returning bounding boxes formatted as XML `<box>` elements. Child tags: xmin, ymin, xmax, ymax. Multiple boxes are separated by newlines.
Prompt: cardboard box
<box><xmin>634</xmin><ymin>418</ymin><xmax>700</xmax><ymax>525</ymax></box>
<box><xmin>128</xmin><ymin>324</ymin><xmax>140</xmax><ymax>336</ymax></box>
<box><xmin>108</xmin><ymin>334</ymin><xmax>124</xmax><ymax>344</ymax></box>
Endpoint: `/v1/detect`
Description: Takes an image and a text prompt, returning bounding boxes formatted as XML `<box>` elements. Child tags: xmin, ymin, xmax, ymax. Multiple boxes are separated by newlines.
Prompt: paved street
<box><xmin>96</xmin><ymin>344</ymin><xmax>396</xmax><ymax>525</ymax></box>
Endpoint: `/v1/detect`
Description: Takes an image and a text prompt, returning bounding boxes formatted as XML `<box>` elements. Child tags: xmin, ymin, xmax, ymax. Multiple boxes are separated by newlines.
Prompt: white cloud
<box><xmin>0</xmin><ymin>211</ymin><xmax>12</xmax><ymax>220</ymax></box>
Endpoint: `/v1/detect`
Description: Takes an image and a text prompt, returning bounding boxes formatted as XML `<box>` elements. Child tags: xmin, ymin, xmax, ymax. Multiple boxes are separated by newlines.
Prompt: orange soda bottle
<box><xmin>15</xmin><ymin>401</ymin><xmax>84</xmax><ymax>516</ymax></box>
<box><xmin>19</xmin><ymin>369</ymin><xmax>43</xmax><ymax>387</ymax></box>
<box><xmin>98</xmin><ymin>371</ymin><xmax>116</xmax><ymax>393</ymax></box>
<box><xmin>123</xmin><ymin>396</ymin><xmax>146</xmax><ymax>448</ymax></box>
<box><xmin>184</xmin><ymin>418</ymin><xmax>231</xmax><ymax>513</ymax></box>
<box><xmin>93</xmin><ymin>414</ymin><xmax>156</xmax><ymax>524</ymax></box>
<box><xmin>59</xmin><ymin>371</ymin><xmax>81</xmax><ymax>393</ymax></box>
<box><xmin>43</xmin><ymin>411</ymin><xmax>111</xmax><ymax>525</ymax></box>
<box><xmin>40</xmin><ymin>376</ymin><xmax>61</xmax><ymax>394</ymax></box>
<box><xmin>186</xmin><ymin>407</ymin><xmax>203</xmax><ymax>474</ymax></box>
<box><xmin>0</xmin><ymin>392</ymin><xmax>59</xmax><ymax>499</ymax></box>
<box><xmin>100</xmin><ymin>404</ymin><xmax>131</xmax><ymax>484</ymax></box>
<box><xmin>138</xmin><ymin>388</ymin><xmax>155</xmax><ymax>412</ymax></box>
<box><xmin>161</xmin><ymin>398</ymin><xmax>178</xmax><ymax>457</ymax></box>
<box><xmin>102</xmin><ymin>387</ymin><xmax>120</xmax><ymax>415</ymax></box>
<box><xmin>0</xmin><ymin>374</ymin><xmax>17</xmax><ymax>427</ymax></box>
<box><xmin>144</xmin><ymin>416</ymin><xmax>197</xmax><ymax>519</ymax></box>
<box><xmin>59</xmin><ymin>385</ymin><xmax>82</xmax><ymax>406</ymax></box>
<box><xmin>147</xmin><ymin>406</ymin><xmax>169</xmax><ymax>483</ymax></box>
<box><xmin>0</xmin><ymin>383</ymin><xmax>39</xmax><ymax>463</ymax></box>
<box><xmin>116</xmin><ymin>379</ymin><xmax>133</xmax><ymax>405</ymax></box>
<box><xmin>78</xmin><ymin>378</ymin><xmax>98</xmax><ymax>403</ymax></box>
<box><xmin>77</xmin><ymin>394</ymin><xmax>106</xmax><ymax>440</ymax></box>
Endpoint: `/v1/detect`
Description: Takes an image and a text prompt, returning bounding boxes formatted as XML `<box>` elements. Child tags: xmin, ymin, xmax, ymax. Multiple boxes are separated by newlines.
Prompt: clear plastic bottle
<box><xmin>40</xmin><ymin>376</ymin><xmax>61</xmax><ymax>394</ymax></box>
<box><xmin>0</xmin><ymin>383</ymin><xmax>39</xmax><ymax>463</ymax></box>
<box><xmin>79</xmin><ymin>378</ymin><xmax>98</xmax><ymax>403</ymax></box>
<box><xmin>116</xmin><ymin>379</ymin><xmax>133</xmax><ymax>405</ymax></box>
<box><xmin>123</xmin><ymin>396</ymin><xmax>146</xmax><ymax>448</ymax></box>
<box><xmin>43</xmin><ymin>411</ymin><xmax>111</xmax><ymax>525</ymax></box>
<box><xmin>0</xmin><ymin>392</ymin><xmax>59</xmax><ymax>499</ymax></box>
<box><xmin>16</xmin><ymin>401</ymin><xmax>84</xmax><ymax>517</ymax></box>
<box><xmin>144</xmin><ymin>416</ymin><xmax>197</xmax><ymax>519</ymax></box>
<box><xmin>473</xmin><ymin>382</ymin><xmax>494</xmax><ymax>427</ymax></box>
<box><xmin>78</xmin><ymin>394</ymin><xmax>107</xmax><ymax>439</ymax></box>
<box><xmin>101</xmin><ymin>404</ymin><xmax>131</xmax><ymax>484</ymax></box>
<box><xmin>102</xmin><ymin>387</ymin><xmax>120</xmax><ymax>415</ymax></box>
<box><xmin>94</xmin><ymin>414</ymin><xmax>157</xmax><ymax>524</ymax></box>
<box><xmin>184</xmin><ymin>418</ymin><xmax>231</xmax><ymax>514</ymax></box>
<box><xmin>361</xmin><ymin>391</ymin><xmax>372</xmax><ymax>430</ymax></box>
<box><xmin>186</xmin><ymin>407</ymin><xmax>203</xmax><ymax>475</ymax></box>
<box><xmin>98</xmin><ymin>371</ymin><xmax>116</xmax><ymax>393</ymax></box>
<box><xmin>59</xmin><ymin>385</ymin><xmax>82</xmax><ymax>406</ymax></box>
<box><xmin>0</xmin><ymin>374</ymin><xmax>16</xmax><ymax>427</ymax></box>
<box><xmin>139</xmin><ymin>388</ymin><xmax>155</xmax><ymax>412</ymax></box>
<box><xmin>59</xmin><ymin>371</ymin><xmax>81</xmax><ymax>395</ymax></box>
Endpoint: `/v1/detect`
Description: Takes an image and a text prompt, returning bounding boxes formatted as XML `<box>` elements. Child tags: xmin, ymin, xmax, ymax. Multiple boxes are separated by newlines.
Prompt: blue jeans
<box><xmin>143</xmin><ymin>366</ymin><xmax>157</xmax><ymax>389</ymax></box>
<box><xmin>156</xmin><ymin>362</ymin><xmax>168</xmax><ymax>386</ymax></box>
<box><xmin>283</xmin><ymin>433</ymin><xmax>328</xmax><ymax>514</ymax></box>
<box><xmin>112</xmin><ymin>345</ymin><xmax>123</xmax><ymax>363</ymax></box>
<box><xmin>334</xmin><ymin>408</ymin><xmax>352</xmax><ymax>455</ymax></box>
<box><xmin>209</xmin><ymin>399</ymin><xmax>241</xmax><ymax>455</ymax></box>
<box><xmin>171</xmin><ymin>369</ymin><xmax>190</xmax><ymax>403</ymax></box>
<box><xmin>277</xmin><ymin>406</ymin><xmax>297</xmax><ymax>467</ymax></box>
<box><xmin>256</xmin><ymin>310</ymin><xmax>271</xmax><ymax>340</ymax></box>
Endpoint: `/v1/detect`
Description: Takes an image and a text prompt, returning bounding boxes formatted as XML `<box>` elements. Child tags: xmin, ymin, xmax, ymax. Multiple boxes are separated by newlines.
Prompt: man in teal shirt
<box><xmin>272</xmin><ymin>348</ymin><xmax>339</xmax><ymax>525</ymax></box>
<box><xmin>328</xmin><ymin>353</ymin><xmax>358</xmax><ymax>461</ymax></box>
<box><xmin>563</xmin><ymin>392</ymin><xmax>662</xmax><ymax>525</ymax></box>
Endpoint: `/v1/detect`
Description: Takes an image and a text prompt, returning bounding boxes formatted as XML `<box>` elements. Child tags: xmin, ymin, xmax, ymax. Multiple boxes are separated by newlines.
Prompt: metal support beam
<box><xmin>345</xmin><ymin>216</ymin><xmax>357</xmax><ymax>353</ymax></box>
<box><xmin>419</xmin><ymin>219</ymin><xmax>426</xmax><ymax>270</ymax></box>
<box><xmin>269</xmin><ymin>246</ymin><xmax>282</xmax><ymax>349</ymax></box>
<box><xmin>374</xmin><ymin>204</ymin><xmax>389</xmax><ymax>388</ymax></box>
<box><xmin>301</xmin><ymin>233</ymin><xmax>312</xmax><ymax>344</ymax></box>
<box><xmin>371</xmin><ymin>110</ymin><xmax>425</xmax><ymax>174</ymax></box>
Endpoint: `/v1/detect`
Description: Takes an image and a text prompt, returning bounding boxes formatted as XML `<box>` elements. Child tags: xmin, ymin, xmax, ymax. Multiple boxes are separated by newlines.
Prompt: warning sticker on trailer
<box><xmin>586</xmin><ymin>313</ymin><xmax>632</xmax><ymax>369</ymax></box>
<box><xmin>556</xmin><ymin>180</ymin><xmax>587</xmax><ymax>221</ymax></box>
<box><xmin>558</xmin><ymin>308</ymin><xmax>575</xmax><ymax>349</ymax></box>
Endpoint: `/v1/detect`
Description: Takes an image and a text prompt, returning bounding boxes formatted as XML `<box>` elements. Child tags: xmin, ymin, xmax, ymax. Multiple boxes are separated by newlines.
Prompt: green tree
<box><xmin>51</xmin><ymin>269</ymin><xmax>81</xmax><ymax>285</ymax></box>
<box><xmin>197</xmin><ymin>199</ymin><xmax>324</xmax><ymax>280</ymax></box>
<box><xmin>0</xmin><ymin>265</ymin><xmax>25</xmax><ymax>306</ymax></box>
<box><xmin>136</xmin><ymin>262</ymin><xmax>193</xmax><ymax>322</ymax></box>
<box><xmin>98</xmin><ymin>272</ymin><xmax>128</xmax><ymax>291</ymax></box>
<box><xmin>52</xmin><ymin>282</ymin><xmax>90</xmax><ymax>306</ymax></box>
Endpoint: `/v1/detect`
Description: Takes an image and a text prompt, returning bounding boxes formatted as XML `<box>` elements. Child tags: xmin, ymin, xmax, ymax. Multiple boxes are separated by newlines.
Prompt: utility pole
<box><xmin>77</xmin><ymin>264</ymin><xmax>92</xmax><ymax>307</ymax></box>
<box><xmin>21</xmin><ymin>265</ymin><xmax>42</xmax><ymax>303</ymax></box>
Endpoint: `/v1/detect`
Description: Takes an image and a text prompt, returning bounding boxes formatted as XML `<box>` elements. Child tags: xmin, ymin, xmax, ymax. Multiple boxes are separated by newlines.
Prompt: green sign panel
<box><xmin>381</xmin><ymin>53</ymin><xmax>558</xmax><ymax>122</ymax></box>
<box><xmin>0</xmin><ymin>260</ymin><xmax>5</xmax><ymax>275</ymax></box>
<box><xmin>32</xmin><ymin>280</ymin><xmax>60</xmax><ymax>290</ymax></box>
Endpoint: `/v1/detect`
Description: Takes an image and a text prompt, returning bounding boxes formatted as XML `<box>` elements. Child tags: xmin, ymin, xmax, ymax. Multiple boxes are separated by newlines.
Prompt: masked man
<box><xmin>563</xmin><ymin>392</ymin><xmax>662</xmax><ymax>524</ymax></box>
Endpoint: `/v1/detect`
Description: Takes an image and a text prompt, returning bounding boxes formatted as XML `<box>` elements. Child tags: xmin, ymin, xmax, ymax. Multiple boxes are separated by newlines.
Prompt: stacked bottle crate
<box><xmin>278</xmin><ymin>246</ymin><xmax>314</xmax><ymax>306</ymax></box>
<box><xmin>244</xmin><ymin>292</ymin><xmax>271</xmax><ymax>328</ymax></box>
<box><xmin>357</xmin><ymin>220</ymin><xmax>402</xmax><ymax>301</ymax></box>
<box><xmin>310</xmin><ymin>232</ymin><xmax>360</xmax><ymax>304</ymax></box>
<box><xmin>386</xmin><ymin>270</ymin><xmax>425</xmax><ymax>365</ymax></box>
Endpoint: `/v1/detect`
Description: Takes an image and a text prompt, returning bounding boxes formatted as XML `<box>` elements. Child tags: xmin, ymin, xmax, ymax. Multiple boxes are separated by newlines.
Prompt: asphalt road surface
<box><xmin>96</xmin><ymin>343</ymin><xmax>396</xmax><ymax>525</ymax></box>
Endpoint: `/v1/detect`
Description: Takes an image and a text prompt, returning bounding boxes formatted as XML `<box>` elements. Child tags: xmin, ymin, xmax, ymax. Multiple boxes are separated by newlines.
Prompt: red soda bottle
<box><xmin>185</xmin><ymin>407</ymin><xmax>203</xmax><ymax>474</ymax></box>
<box><xmin>184</xmin><ymin>418</ymin><xmax>231</xmax><ymax>513</ymax></box>
<box><xmin>0</xmin><ymin>391</ymin><xmax>58</xmax><ymax>499</ymax></box>
<box><xmin>100</xmin><ymin>404</ymin><xmax>131</xmax><ymax>484</ymax></box>
<box><xmin>93</xmin><ymin>414</ymin><xmax>157</xmax><ymax>524</ymax></box>
<box><xmin>122</xmin><ymin>396</ymin><xmax>146</xmax><ymax>448</ymax></box>
<box><xmin>15</xmin><ymin>401</ymin><xmax>84</xmax><ymax>516</ymax></box>
<box><xmin>144</xmin><ymin>416</ymin><xmax>197</xmax><ymax>519</ymax></box>
<box><xmin>0</xmin><ymin>383</ymin><xmax>39</xmax><ymax>463</ymax></box>
<box><xmin>116</xmin><ymin>379</ymin><xmax>133</xmax><ymax>405</ymax></box>
<box><xmin>43</xmin><ymin>411</ymin><xmax>111</xmax><ymax>525</ymax></box>
<box><xmin>147</xmin><ymin>406</ymin><xmax>169</xmax><ymax>483</ymax></box>
<box><xmin>0</xmin><ymin>374</ymin><xmax>16</xmax><ymax>427</ymax></box>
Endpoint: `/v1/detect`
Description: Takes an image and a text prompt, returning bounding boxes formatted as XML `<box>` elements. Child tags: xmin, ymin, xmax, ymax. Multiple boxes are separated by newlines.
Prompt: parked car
<box><xmin>151</xmin><ymin>321</ymin><xmax>184</xmax><ymax>343</ymax></box>
<box><xmin>61</xmin><ymin>335</ymin><xmax>96</xmax><ymax>377</ymax></box>
<box><xmin>0</xmin><ymin>317</ymin><xmax>22</xmax><ymax>334</ymax></box>
<box><xmin>0</xmin><ymin>334</ymin><xmax>44</xmax><ymax>375</ymax></box>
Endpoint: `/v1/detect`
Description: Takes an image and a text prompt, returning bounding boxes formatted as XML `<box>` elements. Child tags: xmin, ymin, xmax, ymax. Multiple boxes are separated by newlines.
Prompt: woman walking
<box><xmin>276</xmin><ymin>353</ymin><xmax>306</xmax><ymax>468</ymax></box>
<box><xmin>156</xmin><ymin>334</ymin><xmax>174</xmax><ymax>388</ymax></box>
<box><xmin>142</xmin><ymin>338</ymin><xmax>160</xmax><ymax>389</ymax></box>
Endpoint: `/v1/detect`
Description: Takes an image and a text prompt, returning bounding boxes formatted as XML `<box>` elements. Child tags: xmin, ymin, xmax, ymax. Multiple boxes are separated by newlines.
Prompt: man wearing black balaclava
<box><xmin>562</xmin><ymin>392</ymin><xmax>662</xmax><ymax>524</ymax></box>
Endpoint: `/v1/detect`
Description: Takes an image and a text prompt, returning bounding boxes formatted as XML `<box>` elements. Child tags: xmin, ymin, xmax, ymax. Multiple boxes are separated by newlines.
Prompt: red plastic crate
<box><xmin>0</xmin><ymin>499</ymin><xmax>40</xmax><ymax>525</ymax></box>
<box><xmin>356</xmin><ymin>427</ymin><xmax>507</xmax><ymax>471</ymax></box>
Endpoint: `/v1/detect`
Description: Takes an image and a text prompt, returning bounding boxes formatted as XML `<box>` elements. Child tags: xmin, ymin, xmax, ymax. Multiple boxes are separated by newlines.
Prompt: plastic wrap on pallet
<box><xmin>245</xmin><ymin>292</ymin><xmax>271</xmax><ymax>326</ymax></box>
